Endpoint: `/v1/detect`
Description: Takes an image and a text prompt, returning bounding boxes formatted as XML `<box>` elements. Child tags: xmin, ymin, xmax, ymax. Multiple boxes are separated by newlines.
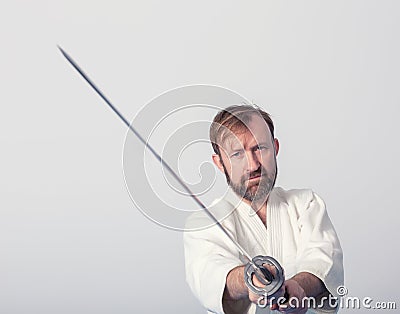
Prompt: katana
<box><xmin>58</xmin><ymin>45</ymin><xmax>285</xmax><ymax>299</ymax></box>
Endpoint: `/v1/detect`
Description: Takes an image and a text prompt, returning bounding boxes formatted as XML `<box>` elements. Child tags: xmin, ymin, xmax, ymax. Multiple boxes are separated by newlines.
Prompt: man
<box><xmin>183</xmin><ymin>105</ymin><xmax>344</xmax><ymax>314</ymax></box>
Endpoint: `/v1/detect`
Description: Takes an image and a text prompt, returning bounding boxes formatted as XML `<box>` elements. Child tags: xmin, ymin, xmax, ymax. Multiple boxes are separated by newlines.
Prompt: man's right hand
<box><xmin>248</xmin><ymin>268</ymin><xmax>285</xmax><ymax>311</ymax></box>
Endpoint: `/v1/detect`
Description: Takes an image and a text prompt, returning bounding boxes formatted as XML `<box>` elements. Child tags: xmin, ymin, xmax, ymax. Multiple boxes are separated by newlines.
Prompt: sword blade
<box><xmin>58</xmin><ymin>46</ymin><xmax>253</xmax><ymax>263</ymax></box>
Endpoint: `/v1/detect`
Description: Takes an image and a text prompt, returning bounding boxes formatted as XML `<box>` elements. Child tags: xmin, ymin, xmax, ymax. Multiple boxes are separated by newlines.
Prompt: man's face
<box><xmin>213</xmin><ymin>114</ymin><xmax>279</xmax><ymax>205</ymax></box>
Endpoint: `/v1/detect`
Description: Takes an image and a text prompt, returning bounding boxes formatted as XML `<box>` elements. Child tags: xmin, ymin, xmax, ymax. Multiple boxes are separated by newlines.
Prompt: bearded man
<box><xmin>183</xmin><ymin>105</ymin><xmax>344</xmax><ymax>314</ymax></box>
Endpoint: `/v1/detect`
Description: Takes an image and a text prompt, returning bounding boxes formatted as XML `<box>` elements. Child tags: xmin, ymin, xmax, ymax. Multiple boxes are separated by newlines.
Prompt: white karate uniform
<box><xmin>183</xmin><ymin>187</ymin><xmax>344</xmax><ymax>314</ymax></box>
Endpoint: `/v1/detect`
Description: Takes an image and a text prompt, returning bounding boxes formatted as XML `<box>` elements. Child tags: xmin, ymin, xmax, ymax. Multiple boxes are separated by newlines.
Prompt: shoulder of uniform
<box><xmin>273</xmin><ymin>186</ymin><xmax>316</xmax><ymax>206</ymax></box>
<box><xmin>184</xmin><ymin>197</ymin><xmax>237</xmax><ymax>232</ymax></box>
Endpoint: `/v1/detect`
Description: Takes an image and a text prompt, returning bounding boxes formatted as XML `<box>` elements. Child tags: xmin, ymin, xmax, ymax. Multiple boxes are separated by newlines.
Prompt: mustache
<box><xmin>242</xmin><ymin>167</ymin><xmax>267</xmax><ymax>181</ymax></box>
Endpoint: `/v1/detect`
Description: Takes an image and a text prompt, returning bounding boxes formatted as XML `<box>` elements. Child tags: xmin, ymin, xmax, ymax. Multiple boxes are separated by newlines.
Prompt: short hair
<box><xmin>209</xmin><ymin>104</ymin><xmax>275</xmax><ymax>156</ymax></box>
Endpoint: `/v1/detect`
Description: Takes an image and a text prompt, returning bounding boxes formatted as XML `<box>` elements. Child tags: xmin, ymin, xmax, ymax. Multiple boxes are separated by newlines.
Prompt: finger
<box><xmin>262</xmin><ymin>263</ymin><xmax>278</xmax><ymax>277</ymax></box>
<box><xmin>270</xmin><ymin>303</ymin><xmax>278</xmax><ymax>311</ymax></box>
<box><xmin>256</xmin><ymin>295</ymin><xmax>268</xmax><ymax>307</ymax></box>
<box><xmin>251</xmin><ymin>273</ymin><xmax>265</xmax><ymax>288</ymax></box>
<box><xmin>277</xmin><ymin>302</ymin><xmax>307</xmax><ymax>314</ymax></box>
<box><xmin>276</xmin><ymin>299</ymin><xmax>299</xmax><ymax>313</ymax></box>
<box><xmin>276</xmin><ymin>306</ymin><xmax>299</xmax><ymax>313</ymax></box>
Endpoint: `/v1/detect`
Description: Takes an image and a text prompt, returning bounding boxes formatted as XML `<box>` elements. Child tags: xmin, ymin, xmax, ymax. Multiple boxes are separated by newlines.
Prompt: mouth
<box><xmin>247</xmin><ymin>175</ymin><xmax>262</xmax><ymax>184</ymax></box>
<box><xmin>248</xmin><ymin>175</ymin><xmax>261</xmax><ymax>181</ymax></box>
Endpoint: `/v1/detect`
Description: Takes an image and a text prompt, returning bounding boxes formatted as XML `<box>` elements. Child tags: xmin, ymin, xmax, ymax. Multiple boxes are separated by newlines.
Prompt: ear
<box><xmin>212</xmin><ymin>154</ymin><xmax>225</xmax><ymax>173</ymax></box>
<box><xmin>274</xmin><ymin>138</ymin><xmax>280</xmax><ymax>156</ymax></box>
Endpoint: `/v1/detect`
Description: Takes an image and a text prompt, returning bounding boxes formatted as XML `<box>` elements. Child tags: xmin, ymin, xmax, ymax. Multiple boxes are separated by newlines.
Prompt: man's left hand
<box><xmin>276</xmin><ymin>279</ymin><xmax>308</xmax><ymax>313</ymax></box>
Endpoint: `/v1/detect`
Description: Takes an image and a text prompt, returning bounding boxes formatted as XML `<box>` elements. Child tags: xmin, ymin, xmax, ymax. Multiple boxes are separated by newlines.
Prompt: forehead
<box><xmin>220</xmin><ymin>114</ymin><xmax>272</xmax><ymax>150</ymax></box>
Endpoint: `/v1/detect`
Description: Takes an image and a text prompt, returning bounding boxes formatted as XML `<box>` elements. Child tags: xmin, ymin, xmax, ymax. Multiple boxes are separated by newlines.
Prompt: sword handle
<box><xmin>244</xmin><ymin>255</ymin><xmax>285</xmax><ymax>297</ymax></box>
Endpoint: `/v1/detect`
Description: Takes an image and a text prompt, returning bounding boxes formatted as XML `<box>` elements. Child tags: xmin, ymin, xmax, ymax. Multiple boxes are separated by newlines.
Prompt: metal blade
<box><xmin>58</xmin><ymin>45</ymin><xmax>253</xmax><ymax>263</ymax></box>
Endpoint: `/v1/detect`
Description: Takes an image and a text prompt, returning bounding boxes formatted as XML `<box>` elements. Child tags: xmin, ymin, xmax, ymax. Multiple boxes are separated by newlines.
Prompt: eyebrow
<box><xmin>227</xmin><ymin>142</ymin><xmax>270</xmax><ymax>153</ymax></box>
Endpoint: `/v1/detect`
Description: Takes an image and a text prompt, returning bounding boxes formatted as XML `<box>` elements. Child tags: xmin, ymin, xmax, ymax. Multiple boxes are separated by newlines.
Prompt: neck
<box><xmin>243</xmin><ymin>197</ymin><xmax>269</xmax><ymax>225</ymax></box>
<box><xmin>254</xmin><ymin>202</ymin><xmax>267</xmax><ymax>225</ymax></box>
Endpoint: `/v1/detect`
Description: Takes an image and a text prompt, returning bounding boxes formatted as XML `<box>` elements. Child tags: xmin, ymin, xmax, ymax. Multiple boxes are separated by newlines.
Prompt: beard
<box><xmin>222</xmin><ymin>162</ymin><xmax>277</xmax><ymax>204</ymax></box>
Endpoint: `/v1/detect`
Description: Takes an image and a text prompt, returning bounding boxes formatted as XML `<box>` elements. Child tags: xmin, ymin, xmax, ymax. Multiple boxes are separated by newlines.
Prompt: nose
<box><xmin>245</xmin><ymin>151</ymin><xmax>260</xmax><ymax>173</ymax></box>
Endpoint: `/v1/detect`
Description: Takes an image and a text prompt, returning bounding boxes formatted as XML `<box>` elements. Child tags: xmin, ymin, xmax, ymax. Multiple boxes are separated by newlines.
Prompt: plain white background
<box><xmin>1</xmin><ymin>1</ymin><xmax>399</xmax><ymax>313</ymax></box>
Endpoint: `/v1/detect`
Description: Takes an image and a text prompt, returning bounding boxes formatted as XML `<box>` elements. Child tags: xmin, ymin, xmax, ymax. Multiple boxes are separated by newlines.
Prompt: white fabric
<box><xmin>183</xmin><ymin>187</ymin><xmax>344</xmax><ymax>314</ymax></box>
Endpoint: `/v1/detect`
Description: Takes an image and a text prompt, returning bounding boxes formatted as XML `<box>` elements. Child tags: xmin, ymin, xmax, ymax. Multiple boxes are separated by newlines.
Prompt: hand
<box><xmin>276</xmin><ymin>279</ymin><xmax>308</xmax><ymax>314</ymax></box>
<box><xmin>247</xmin><ymin>264</ymin><xmax>285</xmax><ymax>311</ymax></box>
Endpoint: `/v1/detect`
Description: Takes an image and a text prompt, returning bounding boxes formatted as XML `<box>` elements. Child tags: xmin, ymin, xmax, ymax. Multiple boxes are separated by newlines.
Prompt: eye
<box><xmin>230</xmin><ymin>151</ymin><xmax>243</xmax><ymax>158</ymax></box>
<box><xmin>256</xmin><ymin>145</ymin><xmax>268</xmax><ymax>151</ymax></box>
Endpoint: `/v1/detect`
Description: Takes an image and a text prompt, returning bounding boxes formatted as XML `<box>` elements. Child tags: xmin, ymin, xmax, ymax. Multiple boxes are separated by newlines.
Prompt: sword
<box><xmin>58</xmin><ymin>45</ymin><xmax>285</xmax><ymax>299</ymax></box>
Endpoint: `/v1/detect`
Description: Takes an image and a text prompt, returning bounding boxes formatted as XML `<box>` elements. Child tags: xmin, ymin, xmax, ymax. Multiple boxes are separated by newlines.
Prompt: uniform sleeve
<box><xmin>183</xmin><ymin>212</ymin><xmax>246</xmax><ymax>314</ymax></box>
<box><xmin>295</xmin><ymin>191</ymin><xmax>344</xmax><ymax>312</ymax></box>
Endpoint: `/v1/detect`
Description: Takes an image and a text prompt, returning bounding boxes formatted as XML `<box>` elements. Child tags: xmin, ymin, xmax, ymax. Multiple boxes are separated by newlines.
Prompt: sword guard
<box><xmin>244</xmin><ymin>255</ymin><xmax>285</xmax><ymax>297</ymax></box>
